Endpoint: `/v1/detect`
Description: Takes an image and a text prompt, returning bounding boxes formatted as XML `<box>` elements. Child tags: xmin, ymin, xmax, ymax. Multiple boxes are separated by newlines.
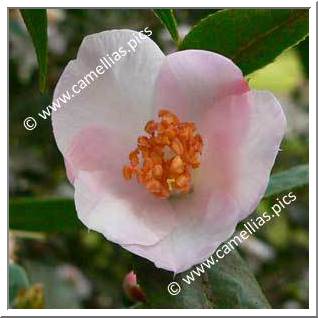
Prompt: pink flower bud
<box><xmin>123</xmin><ymin>271</ymin><xmax>146</xmax><ymax>303</ymax></box>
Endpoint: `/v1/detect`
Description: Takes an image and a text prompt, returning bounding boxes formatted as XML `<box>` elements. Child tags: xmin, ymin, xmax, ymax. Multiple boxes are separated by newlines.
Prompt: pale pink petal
<box><xmin>124</xmin><ymin>191</ymin><xmax>240</xmax><ymax>273</ymax></box>
<box><xmin>52</xmin><ymin>29</ymin><xmax>165</xmax><ymax>155</ymax></box>
<box><xmin>74</xmin><ymin>170</ymin><xmax>176</xmax><ymax>246</ymax></box>
<box><xmin>198</xmin><ymin>90</ymin><xmax>286</xmax><ymax>219</ymax></box>
<box><xmin>234</xmin><ymin>91</ymin><xmax>287</xmax><ymax>219</ymax></box>
<box><xmin>65</xmin><ymin>125</ymin><xmax>176</xmax><ymax>246</ymax></box>
<box><xmin>154</xmin><ymin>49</ymin><xmax>249</xmax><ymax>122</ymax></box>
<box><xmin>63</xmin><ymin>125</ymin><xmax>128</xmax><ymax>183</ymax></box>
<box><xmin>122</xmin><ymin>91</ymin><xmax>285</xmax><ymax>273</ymax></box>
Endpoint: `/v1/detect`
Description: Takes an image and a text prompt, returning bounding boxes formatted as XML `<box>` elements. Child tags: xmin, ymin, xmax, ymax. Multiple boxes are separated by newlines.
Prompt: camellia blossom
<box><xmin>52</xmin><ymin>29</ymin><xmax>286</xmax><ymax>273</ymax></box>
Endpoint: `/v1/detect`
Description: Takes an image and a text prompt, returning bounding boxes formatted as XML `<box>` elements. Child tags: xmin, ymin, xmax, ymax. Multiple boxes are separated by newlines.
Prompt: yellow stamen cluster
<box><xmin>123</xmin><ymin>109</ymin><xmax>203</xmax><ymax>198</ymax></box>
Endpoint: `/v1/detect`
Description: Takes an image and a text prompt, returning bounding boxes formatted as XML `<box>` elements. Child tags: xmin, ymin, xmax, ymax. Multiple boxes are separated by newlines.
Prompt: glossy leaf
<box><xmin>297</xmin><ymin>36</ymin><xmax>309</xmax><ymax>78</ymax></box>
<box><xmin>204</xmin><ymin>250</ymin><xmax>270</xmax><ymax>308</ymax></box>
<box><xmin>9</xmin><ymin>263</ymin><xmax>30</xmax><ymax>306</ymax></box>
<box><xmin>132</xmin><ymin>255</ymin><xmax>210</xmax><ymax>308</ymax></box>
<box><xmin>180</xmin><ymin>9</ymin><xmax>309</xmax><ymax>75</ymax></box>
<box><xmin>20</xmin><ymin>9</ymin><xmax>48</xmax><ymax>92</ymax></box>
<box><xmin>265</xmin><ymin>164</ymin><xmax>308</xmax><ymax>197</ymax></box>
<box><xmin>154</xmin><ymin>9</ymin><xmax>180</xmax><ymax>44</ymax></box>
<box><xmin>133</xmin><ymin>250</ymin><xmax>270</xmax><ymax>308</ymax></box>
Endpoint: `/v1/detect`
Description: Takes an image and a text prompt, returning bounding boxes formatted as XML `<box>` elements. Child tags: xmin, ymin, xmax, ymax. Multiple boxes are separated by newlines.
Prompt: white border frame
<box><xmin>2</xmin><ymin>0</ymin><xmax>316</xmax><ymax>316</ymax></box>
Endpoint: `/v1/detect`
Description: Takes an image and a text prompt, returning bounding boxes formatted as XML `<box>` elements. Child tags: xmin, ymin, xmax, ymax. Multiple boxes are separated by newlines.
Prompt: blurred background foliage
<box><xmin>9</xmin><ymin>9</ymin><xmax>308</xmax><ymax>309</ymax></box>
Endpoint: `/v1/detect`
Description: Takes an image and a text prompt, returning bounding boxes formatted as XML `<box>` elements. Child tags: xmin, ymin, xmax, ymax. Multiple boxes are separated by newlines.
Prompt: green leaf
<box><xmin>133</xmin><ymin>250</ymin><xmax>270</xmax><ymax>308</ymax></box>
<box><xmin>20</xmin><ymin>9</ymin><xmax>48</xmax><ymax>92</ymax></box>
<box><xmin>297</xmin><ymin>36</ymin><xmax>309</xmax><ymax>78</ymax></box>
<box><xmin>180</xmin><ymin>9</ymin><xmax>309</xmax><ymax>75</ymax></box>
<box><xmin>204</xmin><ymin>250</ymin><xmax>270</xmax><ymax>308</ymax></box>
<box><xmin>9</xmin><ymin>263</ymin><xmax>30</xmax><ymax>306</ymax></box>
<box><xmin>132</xmin><ymin>255</ymin><xmax>211</xmax><ymax>308</ymax></box>
<box><xmin>9</xmin><ymin>197</ymin><xmax>82</xmax><ymax>232</ymax></box>
<box><xmin>154</xmin><ymin>9</ymin><xmax>180</xmax><ymax>44</ymax></box>
<box><xmin>265</xmin><ymin>164</ymin><xmax>308</xmax><ymax>197</ymax></box>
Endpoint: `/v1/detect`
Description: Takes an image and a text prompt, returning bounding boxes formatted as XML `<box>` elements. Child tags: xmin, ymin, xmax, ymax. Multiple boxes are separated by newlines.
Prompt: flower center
<box><xmin>123</xmin><ymin>109</ymin><xmax>203</xmax><ymax>198</ymax></box>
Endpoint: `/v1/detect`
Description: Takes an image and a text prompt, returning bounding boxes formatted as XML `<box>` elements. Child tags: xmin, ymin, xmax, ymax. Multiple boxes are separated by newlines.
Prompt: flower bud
<box><xmin>122</xmin><ymin>271</ymin><xmax>146</xmax><ymax>303</ymax></box>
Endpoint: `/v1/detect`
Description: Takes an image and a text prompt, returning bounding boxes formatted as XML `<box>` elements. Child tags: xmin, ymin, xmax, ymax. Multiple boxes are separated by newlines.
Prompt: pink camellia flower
<box><xmin>52</xmin><ymin>30</ymin><xmax>286</xmax><ymax>273</ymax></box>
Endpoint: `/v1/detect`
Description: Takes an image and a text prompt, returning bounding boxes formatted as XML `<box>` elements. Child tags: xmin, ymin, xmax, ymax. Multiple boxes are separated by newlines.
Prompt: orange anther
<box><xmin>123</xmin><ymin>109</ymin><xmax>203</xmax><ymax>198</ymax></box>
<box><xmin>145</xmin><ymin>179</ymin><xmax>163</xmax><ymax>193</ymax></box>
<box><xmin>190</xmin><ymin>152</ymin><xmax>201</xmax><ymax>168</ymax></box>
<box><xmin>165</xmin><ymin>127</ymin><xmax>177</xmax><ymax>139</ymax></box>
<box><xmin>129</xmin><ymin>150</ymin><xmax>139</xmax><ymax>166</ymax></box>
<box><xmin>153</xmin><ymin>164</ymin><xmax>163</xmax><ymax>179</ymax></box>
<box><xmin>123</xmin><ymin>165</ymin><xmax>134</xmax><ymax>180</ymax></box>
<box><xmin>159</xmin><ymin>109</ymin><xmax>180</xmax><ymax>125</ymax></box>
<box><xmin>137</xmin><ymin>136</ymin><xmax>150</xmax><ymax>148</ymax></box>
<box><xmin>143</xmin><ymin>157</ymin><xmax>153</xmax><ymax>169</ymax></box>
<box><xmin>150</xmin><ymin>152</ymin><xmax>162</xmax><ymax>165</ymax></box>
<box><xmin>176</xmin><ymin>174</ymin><xmax>190</xmax><ymax>189</ymax></box>
<box><xmin>145</xmin><ymin>120</ymin><xmax>157</xmax><ymax>135</ymax></box>
<box><xmin>170</xmin><ymin>155</ymin><xmax>184</xmax><ymax>174</ymax></box>
<box><xmin>171</xmin><ymin>138</ymin><xmax>184</xmax><ymax>155</ymax></box>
